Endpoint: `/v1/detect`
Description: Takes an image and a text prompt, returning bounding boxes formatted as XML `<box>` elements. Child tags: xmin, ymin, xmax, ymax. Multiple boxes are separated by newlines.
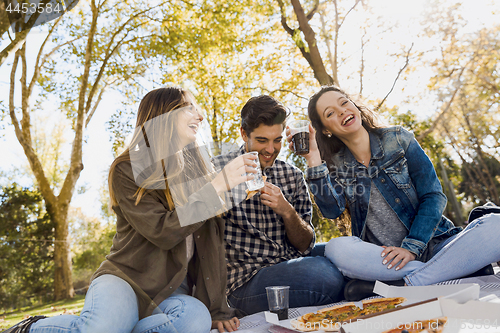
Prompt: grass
<box><xmin>0</xmin><ymin>295</ymin><xmax>86</xmax><ymax>330</ymax></box>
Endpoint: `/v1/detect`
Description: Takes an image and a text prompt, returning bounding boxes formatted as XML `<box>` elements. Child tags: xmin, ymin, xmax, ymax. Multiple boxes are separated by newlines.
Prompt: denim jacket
<box><xmin>307</xmin><ymin>126</ymin><xmax>461</xmax><ymax>258</ymax></box>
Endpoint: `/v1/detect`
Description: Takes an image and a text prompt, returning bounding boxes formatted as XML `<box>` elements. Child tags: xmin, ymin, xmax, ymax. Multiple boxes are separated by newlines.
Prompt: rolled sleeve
<box><xmin>306</xmin><ymin>162</ymin><xmax>330</xmax><ymax>179</ymax></box>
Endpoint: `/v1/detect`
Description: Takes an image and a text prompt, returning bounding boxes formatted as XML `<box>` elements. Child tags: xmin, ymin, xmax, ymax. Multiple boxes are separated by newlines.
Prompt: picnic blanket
<box><xmin>210</xmin><ymin>272</ymin><xmax>500</xmax><ymax>333</ymax></box>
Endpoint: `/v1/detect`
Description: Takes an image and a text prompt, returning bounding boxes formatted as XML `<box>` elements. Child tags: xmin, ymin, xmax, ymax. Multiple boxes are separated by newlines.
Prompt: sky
<box><xmin>1</xmin><ymin>0</ymin><xmax>499</xmax><ymax>219</ymax></box>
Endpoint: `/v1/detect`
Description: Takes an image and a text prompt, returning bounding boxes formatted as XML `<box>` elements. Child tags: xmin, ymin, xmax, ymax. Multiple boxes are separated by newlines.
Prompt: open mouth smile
<box><xmin>342</xmin><ymin>115</ymin><xmax>355</xmax><ymax>126</ymax></box>
<box><xmin>261</xmin><ymin>153</ymin><xmax>274</xmax><ymax>161</ymax></box>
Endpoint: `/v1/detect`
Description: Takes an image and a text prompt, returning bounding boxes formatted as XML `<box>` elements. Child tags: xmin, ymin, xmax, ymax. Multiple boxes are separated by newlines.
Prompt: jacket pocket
<box><xmin>384</xmin><ymin>158</ymin><xmax>411</xmax><ymax>189</ymax></box>
<box><xmin>339</xmin><ymin>177</ymin><xmax>358</xmax><ymax>204</ymax></box>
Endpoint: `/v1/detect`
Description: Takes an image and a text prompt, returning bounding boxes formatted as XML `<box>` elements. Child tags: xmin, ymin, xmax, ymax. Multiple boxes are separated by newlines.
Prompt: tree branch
<box><xmin>276</xmin><ymin>0</ymin><xmax>294</xmax><ymax>36</ymax></box>
<box><xmin>0</xmin><ymin>0</ymin><xmax>54</xmax><ymax>66</ymax></box>
<box><xmin>20</xmin><ymin>44</ymin><xmax>31</xmax><ymax>144</ymax></box>
<box><xmin>237</xmin><ymin>86</ymin><xmax>309</xmax><ymax>100</ymax></box>
<box><xmin>9</xmin><ymin>49</ymin><xmax>56</xmax><ymax>207</ymax></box>
<box><xmin>319</xmin><ymin>7</ymin><xmax>338</xmax><ymax>86</ymax></box>
<box><xmin>85</xmin><ymin>79</ymin><xmax>118</xmax><ymax>127</ymax></box>
<box><xmin>290</xmin><ymin>0</ymin><xmax>333</xmax><ymax>85</ymax></box>
<box><xmin>376</xmin><ymin>43</ymin><xmax>413</xmax><ymax>111</ymax></box>
<box><xmin>306</xmin><ymin>0</ymin><xmax>319</xmax><ymax>20</ymax></box>
<box><xmin>9</xmin><ymin>52</ymin><xmax>23</xmax><ymax>144</ymax></box>
<box><xmin>338</xmin><ymin>0</ymin><xmax>362</xmax><ymax>30</ymax></box>
<box><xmin>0</xmin><ymin>28</ymin><xmax>31</xmax><ymax>67</ymax></box>
<box><xmin>85</xmin><ymin>2</ymin><xmax>168</xmax><ymax>115</ymax></box>
<box><xmin>58</xmin><ymin>0</ymin><xmax>99</xmax><ymax>204</ymax></box>
<box><xmin>28</xmin><ymin>16</ymin><xmax>67</xmax><ymax>97</ymax></box>
<box><xmin>479</xmin><ymin>75</ymin><xmax>500</xmax><ymax>94</ymax></box>
<box><xmin>416</xmin><ymin>65</ymin><xmax>466</xmax><ymax>142</ymax></box>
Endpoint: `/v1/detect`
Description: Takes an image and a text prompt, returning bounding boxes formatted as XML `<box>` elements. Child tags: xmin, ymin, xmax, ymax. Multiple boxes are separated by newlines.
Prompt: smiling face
<box><xmin>176</xmin><ymin>103</ymin><xmax>204</xmax><ymax>148</ymax></box>
<box><xmin>241</xmin><ymin>123</ymin><xmax>284</xmax><ymax>169</ymax></box>
<box><xmin>315</xmin><ymin>90</ymin><xmax>364</xmax><ymax>139</ymax></box>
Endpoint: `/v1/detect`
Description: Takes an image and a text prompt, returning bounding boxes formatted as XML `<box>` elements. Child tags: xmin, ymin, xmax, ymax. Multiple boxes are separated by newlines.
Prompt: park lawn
<box><xmin>0</xmin><ymin>295</ymin><xmax>85</xmax><ymax>330</ymax></box>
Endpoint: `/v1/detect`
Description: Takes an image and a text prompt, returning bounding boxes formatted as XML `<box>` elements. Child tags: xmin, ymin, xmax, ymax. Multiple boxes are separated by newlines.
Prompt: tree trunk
<box><xmin>319</xmin><ymin>9</ymin><xmax>339</xmax><ymax>86</ymax></box>
<box><xmin>51</xmin><ymin>205</ymin><xmax>75</xmax><ymax>300</ymax></box>
<box><xmin>8</xmin><ymin>32</ymin><xmax>79</xmax><ymax>302</ymax></box>
<box><xmin>0</xmin><ymin>28</ymin><xmax>31</xmax><ymax>67</ymax></box>
<box><xmin>290</xmin><ymin>0</ymin><xmax>333</xmax><ymax>85</ymax></box>
<box><xmin>438</xmin><ymin>157</ymin><xmax>464</xmax><ymax>225</ymax></box>
<box><xmin>461</xmin><ymin>104</ymin><xmax>500</xmax><ymax>202</ymax></box>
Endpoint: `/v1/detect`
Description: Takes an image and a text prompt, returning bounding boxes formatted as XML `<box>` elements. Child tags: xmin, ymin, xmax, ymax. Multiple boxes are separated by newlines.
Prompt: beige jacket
<box><xmin>91</xmin><ymin>160</ymin><xmax>236</xmax><ymax>320</ymax></box>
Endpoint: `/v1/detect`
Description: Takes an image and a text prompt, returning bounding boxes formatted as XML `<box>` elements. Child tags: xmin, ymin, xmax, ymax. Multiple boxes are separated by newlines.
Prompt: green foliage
<box><xmin>0</xmin><ymin>184</ymin><xmax>54</xmax><ymax>311</ymax></box>
<box><xmin>459</xmin><ymin>154</ymin><xmax>500</xmax><ymax>205</ymax></box>
<box><xmin>147</xmin><ymin>0</ymin><xmax>315</xmax><ymax>148</ymax></box>
<box><xmin>69</xmin><ymin>208</ymin><xmax>115</xmax><ymax>290</ymax></box>
<box><xmin>107</xmin><ymin>105</ymin><xmax>136</xmax><ymax>157</ymax></box>
<box><xmin>379</xmin><ymin>105</ymin><xmax>445</xmax><ymax>156</ymax></box>
<box><xmin>420</xmin><ymin>4</ymin><xmax>500</xmax><ymax>206</ymax></box>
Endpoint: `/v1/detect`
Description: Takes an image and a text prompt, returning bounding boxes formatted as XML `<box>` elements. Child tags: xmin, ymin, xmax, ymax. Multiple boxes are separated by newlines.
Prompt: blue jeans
<box><xmin>325</xmin><ymin>213</ymin><xmax>500</xmax><ymax>286</ymax></box>
<box><xmin>30</xmin><ymin>275</ymin><xmax>211</xmax><ymax>333</ymax></box>
<box><xmin>227</xmin><ymin>244</ymin><xmax>346</xmax><ymax>316</ymax></box>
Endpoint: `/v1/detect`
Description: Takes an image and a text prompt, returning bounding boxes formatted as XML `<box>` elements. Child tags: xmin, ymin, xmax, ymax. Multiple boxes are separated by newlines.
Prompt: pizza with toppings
<box><xmin>291</xmin><ymin>297</ymin><xmax>406</xmax><ymax>332</ymax></box>
<box><xmin>382</xmin><ymin>317</ymin><xmax>447</xmax><ymax>333</ymax></box>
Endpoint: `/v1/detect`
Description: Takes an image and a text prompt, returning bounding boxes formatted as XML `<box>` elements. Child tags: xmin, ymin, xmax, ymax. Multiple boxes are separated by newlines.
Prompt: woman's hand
<box><xmin>212</xmin><ymin>317</ymin><xmax>240</xmax><ymax>332</ymax></box>
<box><xmin>285</xmin><ymin>124</ymin><xmax>322</xmax><ymax>167</ymax></box>
<box><xmin>381</xmin><ymin>246</ymin><xmax>416</xmax><ymax>270</ymax></box>
<box><xmin>211</xmin><ymin>154</ymin><xmax>258</xmax><ymax>195</ymax></box>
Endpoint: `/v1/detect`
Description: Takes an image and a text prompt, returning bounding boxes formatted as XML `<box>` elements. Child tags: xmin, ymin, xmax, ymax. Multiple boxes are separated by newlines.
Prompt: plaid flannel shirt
<box><xmin>212</xmin><ymin>145</ymin><xmax>314</xmax><ymax>294</ymax></box>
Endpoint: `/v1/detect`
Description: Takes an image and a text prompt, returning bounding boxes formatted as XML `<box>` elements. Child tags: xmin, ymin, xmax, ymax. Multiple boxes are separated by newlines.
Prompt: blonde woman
<box><xmin>8</xmin><ymin>87</ymin><xmax>257</xmax><ymax>333</ymax></box>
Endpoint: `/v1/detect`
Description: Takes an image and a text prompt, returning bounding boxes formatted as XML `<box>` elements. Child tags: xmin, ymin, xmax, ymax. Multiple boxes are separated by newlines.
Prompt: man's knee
<box><xmin>304</xmin><ymin>257</ymin><xmax>345</xmax><ymax>287</ymax></box>
<box><xmin>299</xmin><ymin>257</ymin><xmax>345</xmax><ymax>302</ymax></box>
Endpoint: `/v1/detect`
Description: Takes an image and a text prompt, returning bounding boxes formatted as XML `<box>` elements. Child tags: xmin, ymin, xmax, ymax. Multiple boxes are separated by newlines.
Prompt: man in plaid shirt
<box><xmin>212</xmin><ymin>95</ymin><xmax>345</xmax><ymax>315</ymax></box>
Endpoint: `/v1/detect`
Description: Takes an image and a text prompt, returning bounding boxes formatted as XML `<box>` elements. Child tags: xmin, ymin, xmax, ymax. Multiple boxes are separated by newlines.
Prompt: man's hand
<box><xmin>212</xmin><ymin>317</ymin><xmax>240</xmax><ymax>332</ymax></box>
<box><xmin>260</xmin><ymin>182</ymin><xmax>293</xmax><ymax>218</ymax></box>
<box><xmin>381</xmin><ymin>246</ymin><xmax>416</xmax><ymax>270</ymax></box>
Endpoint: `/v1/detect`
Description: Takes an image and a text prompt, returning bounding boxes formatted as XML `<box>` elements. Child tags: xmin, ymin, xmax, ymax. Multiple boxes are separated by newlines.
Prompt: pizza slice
<box><xmin>382</xmin><ymin>316</ymin><xmax>448</xmax><ymax>333</ymax></box>
<box><xmin>291</xmin><ymin>302</ymin><xmax>358</xmax><ymax>332</ymax></box>
<box><xmin>291</xmin><ymin>297</ymin><xmax>407</xmax><ymax>332</ymax></box>
<box><xmin>359</xmin><ymin>297</ymin><xmax>407</xmax><ymax>316</ymax></box>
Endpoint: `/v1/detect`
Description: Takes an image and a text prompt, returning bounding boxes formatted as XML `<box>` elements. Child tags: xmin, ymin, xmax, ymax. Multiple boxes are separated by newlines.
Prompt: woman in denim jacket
<box><xmin>287</xmin><ymin>86</ymin><xmax>500</xmax><ymax>296</ymax></box>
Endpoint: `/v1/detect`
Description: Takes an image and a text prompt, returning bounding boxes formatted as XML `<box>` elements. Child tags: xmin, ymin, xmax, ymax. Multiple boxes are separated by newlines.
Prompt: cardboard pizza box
<box><xmin>339</xmin><ymin>298</ymin><xmax>452</xmax><ymax>333</ymax></box>
<box><xmin>372</xmin><ymin>281</ymin><xmax>480</xmax><ymax>304</ymax></box>
<box><xmin>339</xmin><ymin>297</ymin><xmax>500</xmax><ymax>333</ymax></box>
<box><xmin>265</xmin><ymin>282</ymin><xmax>492</xmax><ymax>333</ymax></box>
<box><xmin>340</xmin><ymin>287</ymin><xmax>500</xmax><ymax>333</ymax></box>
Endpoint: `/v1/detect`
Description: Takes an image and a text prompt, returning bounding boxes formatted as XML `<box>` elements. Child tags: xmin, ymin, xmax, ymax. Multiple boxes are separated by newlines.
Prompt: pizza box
<box><xmin>372</xmin><ymin>281</ymin><xmax>480</xmax><ymax>305</ymax></box>
<box><xmin>265</xmin><ymin>282</ymin><xmax>486</xmax><ymax>333</ymax></box>
<box><xmin>340</xmin><ymin>288</ymin><xmax>500</xmax><ymax>333</ymax></box>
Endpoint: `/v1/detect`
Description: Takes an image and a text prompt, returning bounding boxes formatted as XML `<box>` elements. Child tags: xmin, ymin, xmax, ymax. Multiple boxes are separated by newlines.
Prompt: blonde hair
<box><xmin>109</xmin><ymin>87</ymin><xmax>212</xmax><ymax>210</ymax></box>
